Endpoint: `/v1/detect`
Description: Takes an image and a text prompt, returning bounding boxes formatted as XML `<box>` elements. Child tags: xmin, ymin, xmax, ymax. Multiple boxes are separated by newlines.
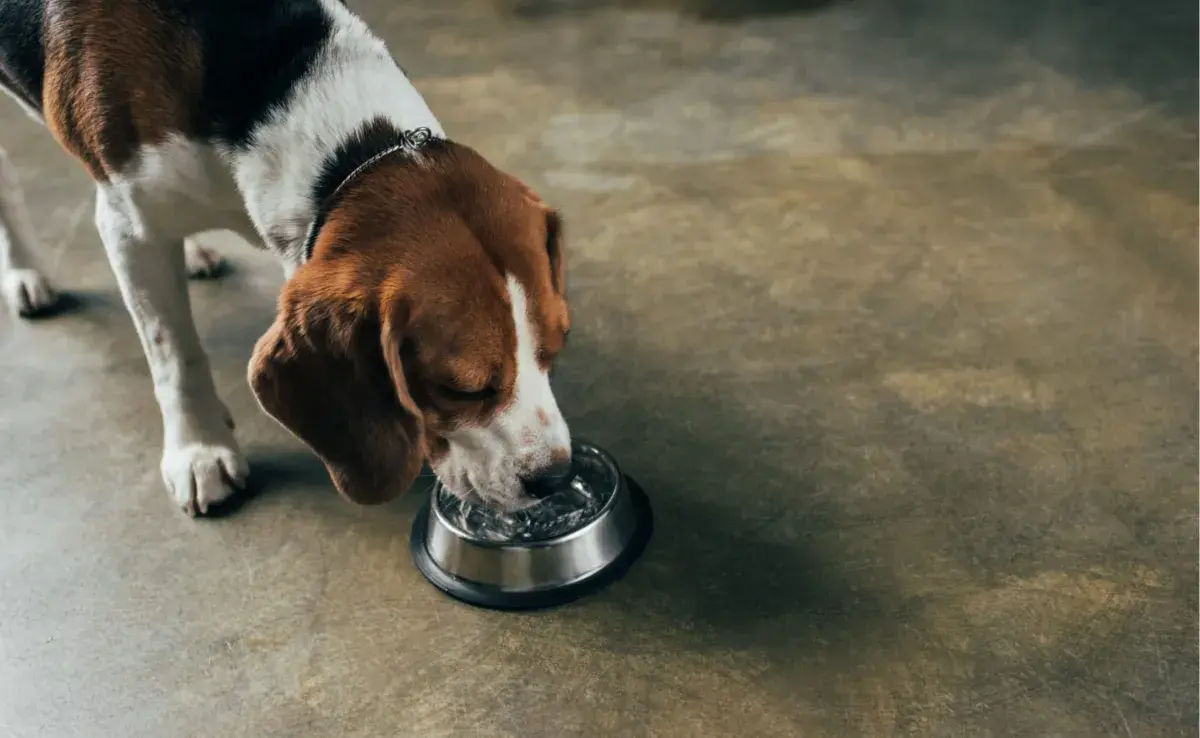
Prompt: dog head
<box><xmin>249</xmin><ymin>139</ymin><xmax>571</xmax><ymax>510</ymax></box>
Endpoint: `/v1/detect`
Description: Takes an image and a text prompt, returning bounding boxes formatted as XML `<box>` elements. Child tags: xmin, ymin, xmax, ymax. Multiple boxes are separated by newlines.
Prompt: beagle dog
<box><xmin>0</xmin><ymin>0</ymin><xmax>573</xmax><ymax>515</ymax></box>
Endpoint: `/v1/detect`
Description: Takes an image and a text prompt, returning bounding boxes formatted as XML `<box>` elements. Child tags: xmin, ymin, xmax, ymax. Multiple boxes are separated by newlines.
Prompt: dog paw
<box><xmin>161</xmin><ymin>441</ymin><xmax>249</xmax><ymax>516</ymax></box>
<box><xmin>184</xmin><ymin>239</ymin><xmax>227</xmax><ymax>279</ymax></box>
<box><xmin>2</xmin><ymin>267</ymin><xmax>58</xmax><ymax>317</ymax></box>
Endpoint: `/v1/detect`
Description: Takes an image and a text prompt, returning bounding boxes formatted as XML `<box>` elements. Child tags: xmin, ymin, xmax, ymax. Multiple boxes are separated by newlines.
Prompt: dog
<box><xmin>0</xmin><ymin>0</ymin><xmax>574</xmax><ymax>515</ymax></box>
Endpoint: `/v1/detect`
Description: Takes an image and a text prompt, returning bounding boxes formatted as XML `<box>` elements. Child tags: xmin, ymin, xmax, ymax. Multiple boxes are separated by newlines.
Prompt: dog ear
<box><xmin>248</xmin><ymin>272</ymin><xmax>424</xmax><ymax>505</ymax></box>
<box><xmin>509</xmin><ymin>176</ymin><xmax>566</xmax><ymax>296</ymax></box>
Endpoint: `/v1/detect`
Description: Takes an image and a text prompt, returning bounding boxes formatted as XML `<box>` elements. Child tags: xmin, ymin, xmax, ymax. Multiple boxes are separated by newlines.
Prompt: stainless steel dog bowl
<box><xmin>410</xmin><ymin>441</ymin><xmax>653</xmax><ymax>610</ymax></box>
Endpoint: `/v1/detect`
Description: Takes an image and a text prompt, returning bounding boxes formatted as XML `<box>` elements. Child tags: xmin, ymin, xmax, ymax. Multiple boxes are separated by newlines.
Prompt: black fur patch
<box><xmin>182</xmin><ymin>0</ymin><xmax>334</xmax><ymax>147</ymax></box>
<box><xmin>302</xmin><ymin>119</ymin><xmax>450</xmax><ymax>261</ymax></box>
<box><xmin>0</xmin><ymin>0</ymin><xmax>46</xmax><ymax>114</ymax></box>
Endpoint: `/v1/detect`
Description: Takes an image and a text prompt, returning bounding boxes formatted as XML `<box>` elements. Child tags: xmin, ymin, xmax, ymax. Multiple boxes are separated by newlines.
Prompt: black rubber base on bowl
<box><xmin>410</xmin><ymin>476</ymin><xmax>654</xmax><ymax>611</ymax></box>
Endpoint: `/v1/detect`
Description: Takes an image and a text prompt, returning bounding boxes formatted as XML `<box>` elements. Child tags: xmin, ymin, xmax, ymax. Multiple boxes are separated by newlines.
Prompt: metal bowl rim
<box><xmin>429</xmin><ymin>440</ymin><xmax>626</xmax><ymax>548</ymax></box>
<box><xmin>410</xmin><ymin>476</ymin><xmax>654</xmax><ymax>611</ymax></box>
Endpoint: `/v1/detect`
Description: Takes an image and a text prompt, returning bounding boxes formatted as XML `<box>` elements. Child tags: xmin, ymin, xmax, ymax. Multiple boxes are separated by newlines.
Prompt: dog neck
<box><xmin>229</xmin><ymin>0</ymin><xmax>444</xmax><ymax>270</ymax></box>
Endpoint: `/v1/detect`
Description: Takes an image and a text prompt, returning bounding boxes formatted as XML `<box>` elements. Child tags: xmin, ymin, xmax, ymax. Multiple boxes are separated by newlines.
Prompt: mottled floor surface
<box><xmin>1</xmin><ymin>0</ymin><xmax>1196</xmax><ymax>736</ymax></box>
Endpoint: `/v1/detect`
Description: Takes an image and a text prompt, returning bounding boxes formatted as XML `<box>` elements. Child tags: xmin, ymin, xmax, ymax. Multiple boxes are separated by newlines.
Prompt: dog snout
<box><xmin>521</xmin><ymin>453</ymin><xmax>573</xmax><ymax>497</ymax></box>
<box><xmin>534</xmin><ymin>456</ymin><xmax>573</xmax><ymax>483</ymax></box>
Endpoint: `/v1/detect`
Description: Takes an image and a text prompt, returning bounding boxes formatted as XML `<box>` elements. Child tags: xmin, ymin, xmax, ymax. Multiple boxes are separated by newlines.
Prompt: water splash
<box><xmin>434</xmin><ymin>454</ymin><xmax>618</xmax><ymax>543</ymax></box>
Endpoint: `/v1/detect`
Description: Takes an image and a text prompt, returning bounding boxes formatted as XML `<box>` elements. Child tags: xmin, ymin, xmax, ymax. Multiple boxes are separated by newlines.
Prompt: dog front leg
<box><xmin>0</xmin><ymin>147</ymin><xmax>59</xmax><ymax>316</ymax></box>
<box><xmin>95</xmin><ymin>185</ymin><xmax>248</xmax><ymax>515</ymax></box>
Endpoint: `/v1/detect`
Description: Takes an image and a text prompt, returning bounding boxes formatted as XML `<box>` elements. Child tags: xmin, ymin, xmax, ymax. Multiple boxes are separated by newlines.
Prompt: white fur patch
<box><xmin>231</xmin><ymin>0</ymin><xmax>444</xmax><ymax>265</ymax></box>
<box><xmin>433</xmin><ymin>276</ymin><xmax>572</xmax><ymax>510</ymax></box>
<box><xmin>93</xmin><ymin>165</ymin><xmax>249</xmax><ymax>515</ymax></box>
<box><xmin>503</xmin><ymin>275</ymin><xmax>571</xmax><ymax>451</ymax></box>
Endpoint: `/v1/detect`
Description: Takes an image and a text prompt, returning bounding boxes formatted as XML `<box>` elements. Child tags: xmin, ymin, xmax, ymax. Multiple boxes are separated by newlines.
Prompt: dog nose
<box><xmin>539</xmin><ymin>458</ymin><xmax>574</xmax><ymax>483</ymax></box>
<box><xmin>523</xmin><ymin>458</ymin><xmax>574</xmax><ymax>497</ymax></box>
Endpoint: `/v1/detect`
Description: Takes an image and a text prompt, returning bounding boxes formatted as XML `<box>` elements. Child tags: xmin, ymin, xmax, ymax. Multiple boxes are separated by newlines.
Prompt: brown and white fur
<box><xmin>0</xmin><ymin>0</ymin><xmax>573</xmax><ymax>515</ymax></box>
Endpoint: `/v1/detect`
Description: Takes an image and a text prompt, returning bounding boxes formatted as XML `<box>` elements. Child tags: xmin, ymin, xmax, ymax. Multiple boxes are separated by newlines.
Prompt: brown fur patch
<box><xmin>316</xmin><ymin>145</ymin><xmax>519</xmax><ymax>432</ymax></box>
<box><xmin>42</xmin><ymin>0</ymin><xmax>202</xmax><ymax>181</ymax></box>
<box><xmin>250</xmin><ymin>140</ymin><xmax>571</xmax><ymax>503</ymax></box>
<box><xmin>457</xmin><ymin>157</ymin><xmax>571</xmax><ymax>373</ymax></box>
<box><xmin>249</xmin><ymin>272</ymin><xmax>426</xmax><ymax>505</ymax></box>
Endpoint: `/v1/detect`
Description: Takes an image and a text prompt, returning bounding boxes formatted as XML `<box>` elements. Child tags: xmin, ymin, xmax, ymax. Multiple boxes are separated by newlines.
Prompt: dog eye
<box><xmin>437</xmin><ymin>384</ymin><xmax>497</xmax><ymax>402</ymax></box>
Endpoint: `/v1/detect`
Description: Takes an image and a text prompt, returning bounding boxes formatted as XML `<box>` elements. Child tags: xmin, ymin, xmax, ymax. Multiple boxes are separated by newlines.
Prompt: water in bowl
<box><xmin>434</xmin><ymin>452</ymin><xmax>618</xmax><ymax>543</ymax></box>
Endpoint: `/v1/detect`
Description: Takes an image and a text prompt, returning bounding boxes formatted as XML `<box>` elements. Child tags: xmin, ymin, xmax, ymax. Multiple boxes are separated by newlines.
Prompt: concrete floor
<box><xmin>1</xmin><ymin>0</ymin><xmax>1196</xmax><ymax>735</ymax></box>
